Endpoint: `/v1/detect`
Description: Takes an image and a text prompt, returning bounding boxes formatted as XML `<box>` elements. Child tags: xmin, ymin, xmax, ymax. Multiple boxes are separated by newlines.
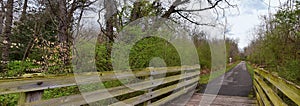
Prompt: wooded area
<box><xmin>244</xmin><ymin>0</ymin><xmax>300</xmax><ymax>85</ymax></box>
<box><xmin>0</xmin><ymin>0</ymin><xmax>239</xmax><ymax>77</ymax></box>
<box><xmin>2</xmin><ymin>0</ymin><xmax>300</xmax><ymax>105</ymax></box>
<box><xmin>0</xmin><ymin>0</ymin><xmax>241</xmax><ymax>105</ymax></box>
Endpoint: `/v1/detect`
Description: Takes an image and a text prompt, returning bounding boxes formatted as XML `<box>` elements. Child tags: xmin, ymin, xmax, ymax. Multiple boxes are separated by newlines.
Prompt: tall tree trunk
<box><xmin>104</xmin><ymin>0</ymin><xmax>117</xmax><ymax>70</ymax></box>
<box><xmin>20</xmin><ymin>0</ymin><xmax>28</xmax><ymax>21</ymax></box>
<box><xmin>0</xmin><ymin>0</ymin><xmax>4</xmax><ymax>72</ymax></box>
<box><xmin>50</xmin><ymin>0</ymin><xmax>95</xmax><ymax>73</ymax></box>
<box><xmin>58</xmin><ymin>0</ymin><xmax>71</xmax><ymax>73</ymax></box>
<box><xmin>104</xmin><ymin>0</ymin><xmax>116</xmax><ymax>43</ymax></box>
<box><xmin>0</xmin><ymin>0</ymin><xmax>4</xmax><ymax>37</ymax></box>
<box><xmin>20</xmin><ymin>0</ymin><xmax>29</xmax><ymax>61</ymax></box>
<box><xmin>2</xmin><ymin>0</ymin><xmax>13</xmax><ymax>73</ymax></box>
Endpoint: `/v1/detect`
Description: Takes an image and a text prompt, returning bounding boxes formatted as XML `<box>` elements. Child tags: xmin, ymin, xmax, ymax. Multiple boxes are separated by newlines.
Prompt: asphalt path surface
<box><xmin>166</xmin><ymin>61</ymin><xmax>254</xmax><ymax>106</ymax></box>
<box><xmin>203</xmin><ymin>61</ymin><xmax>253</xmax><ymax>97</ymax></box>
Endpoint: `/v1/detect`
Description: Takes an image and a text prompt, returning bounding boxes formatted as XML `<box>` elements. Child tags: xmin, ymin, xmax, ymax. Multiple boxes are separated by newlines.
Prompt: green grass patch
<box><xmin>246</xmin><ymin>62</ymin><xmax>254</xmax><ymax>79</ymax></box>
<box><xmin>0</xmin><ymin>93</ymin><xmax>19</xmax><ymax>106</ymax></box>
<box><xmin>199</xmin><ymin>61</ymin><xmax>240</xmax><ymax>85</ymax></box>
<box><xmin>245</xmin><ymin>62</ymin><xmax>255</xmax><ymax>99</ymax></box>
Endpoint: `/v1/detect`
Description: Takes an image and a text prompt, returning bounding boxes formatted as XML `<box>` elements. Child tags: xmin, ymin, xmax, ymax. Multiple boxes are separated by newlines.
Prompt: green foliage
<box><xmin>96</xmin><ymin>44</ymin><xmax>112</xmax><ymax>72</ymax></box>
<box><xmin>279</xmin><ymin>60</ymin><xmax>300</xmax><ymax>84</ymax></box>
<box><xmin>6</xmin><ymin>60</ymin><xmax>40</xmax><ymax>77</ymax></box>
<box><xmin>199</xmin><ymin>61</ymin><xmax>240</xmax><ymax>84</ymax></box>
<box><xmin>196</xmin><ymin>41</ymin><xmax>212</xmax><ymax>69</ymax></box>
<box><xmin>0</xmin><ymin>0</ymin><xmax>243</xmax><ymax>104</ymax></box>
<box><xmin>225</xmin><ymin>38</ymin><xmax>240</xmax><ymax>62</ymax></box>
<box><xmin>43</xmin><ymin>86</ymin><xmax>80</xmax><ymax>100</ymax></box>
<box><xmin>246</xmin><ymin>63</ymin><xmax>254</xmax><ymax>79</ymax></box>
<box><xmin>0</xmin><ymin>94</ymin><xmax>19</xmax><ymax>106</ymax></box>
<box><xmin>129</xmin><ymin>37</ymin><xmax>181</xmax><ymax>69</ymax></box>
<box><xmin>245</xmin><ymin>1</ymin><xmax>300</xmax><ymax>85</ymax></box>
<box><xmin>96</xmin><ymin>37</ymin><xmax>182</xmax><ymax>71</ymax></box>
<box><xmin>11</xmin><ymin>10</ymin><xmax>58</xmax><ymax>60</ymax></box>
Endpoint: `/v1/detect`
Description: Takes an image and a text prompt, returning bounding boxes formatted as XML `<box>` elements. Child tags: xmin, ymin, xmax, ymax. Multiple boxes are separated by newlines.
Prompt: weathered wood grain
<box><xmin>109</xmin><ymin>76</ymin><xmax>199</xmax><ymax>106</ymax></box>
<box><xmin>254</xmin><ymin>69</ymin><xmax>300</xmax><ymax>105</ymax></box>
<box><xmin>0</xmin><ymin>65</ymin><xmax>200</xmax><ymax>95</ymax></box>
<box><xmin>253</xmin><ymin>79</ymin><xmax>271</xmax><ymax>106</ymax></box>
<box><xmin>25</xmin><ymin>71</ymin><xmax>199</xmax><ymax>105</ymax></box>
<box><xmin>254</xmin><ymin>75</ymin><xmax>287</xmax><ymax>106</ymax></box>
<box><xmin>151</xmin><ymin>83</ymin><xmax>197</xmax><ymax>106</ymax></box>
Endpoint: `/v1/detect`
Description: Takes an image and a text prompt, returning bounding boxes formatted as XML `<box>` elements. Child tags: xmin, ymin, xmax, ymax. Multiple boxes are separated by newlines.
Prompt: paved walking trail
<box><xmin>167</xmin><ymin>61</ymin><xmax>256</xmax><ymax>106</ymax></box>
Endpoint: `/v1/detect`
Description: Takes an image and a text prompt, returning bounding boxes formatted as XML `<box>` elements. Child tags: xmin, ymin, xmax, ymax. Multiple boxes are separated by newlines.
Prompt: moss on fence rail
<box><xmin>254</xmin><ymin>68</ymin><xmax>300</xmax><ymax>106</ymax></box>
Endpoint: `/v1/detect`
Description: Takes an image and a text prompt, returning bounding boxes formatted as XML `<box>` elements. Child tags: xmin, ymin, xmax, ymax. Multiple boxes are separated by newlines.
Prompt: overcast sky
<box><xmin>226</xmin><ymin>0</ymin><xmax>286</xmax><ymax>49</ymax></box>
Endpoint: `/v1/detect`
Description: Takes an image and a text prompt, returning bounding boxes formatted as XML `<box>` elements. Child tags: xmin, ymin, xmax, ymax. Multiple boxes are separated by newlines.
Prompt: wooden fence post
<box><xmin>184</xmin><ymin>70</ymin><xmax>188</xmax><ymax>90</ymax></box>
<box><xmin>148</xmin><ymin>70</ymin><xmax>154</xmax><ymax>105</ymax></box>
<box><xmin>18</xmin><ymin>81</ymin><xmax>45</xmax><ymax>105</ymax></box>
<box><xmin>182</xmin><ymin>66</ymin><xmax>187</xmax><ymax>90</ymax></box>
<box><xmin>18</xmin><ymin>90</ymin><xmax>44</xmax><ymax>105</ymax></box>
<box><xmin>18</xmin><ymin>92</ymin><xmax>26</xmax><ymax>105</ymax></box>
<box><xmin>143</xmin><ymin>67</ymin><xmax>154</xmax><ymax>106</ymax></box>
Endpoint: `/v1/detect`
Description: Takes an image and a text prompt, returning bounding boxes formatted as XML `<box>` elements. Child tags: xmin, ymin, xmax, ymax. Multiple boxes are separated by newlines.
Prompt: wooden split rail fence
<box><xmin>0</xmin><ymin>65</ymin><xmax>200</xmax><ymax>106</ymax></box>
<box><xmin>253</xmin><ymin>68</ymin><xmax>300</xmax><ymax>106</ymax></box>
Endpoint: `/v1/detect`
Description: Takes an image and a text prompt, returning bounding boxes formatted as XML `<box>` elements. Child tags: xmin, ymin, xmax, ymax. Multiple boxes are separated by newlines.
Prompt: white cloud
<box><xmin>240</xmin><ymin>0</ymin><xmax>267</xmax><ymax>11</ymax></box>
<box><xmin>226</xmin><ymin>0</ymin><xmax>286</xmax><ymax>49</ymax></box>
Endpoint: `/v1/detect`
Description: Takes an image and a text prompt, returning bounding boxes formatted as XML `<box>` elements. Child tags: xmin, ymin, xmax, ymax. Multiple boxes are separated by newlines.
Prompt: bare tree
<box><xmin>103</xmin><ymin>0</ymin><xmax>117</xmax><ymax>69</ymax></box>
<box><xmin>94</xmin><ymin>0</ymin><xmax>236</xmax><ymax>71</ymax></box>
<box><xmin>0</xmin><ymin>0</ymin><xmax>5</xmax><ymax>40</ymax></box>
<box><xmin>162</xmin><ymin>0</ymin><xmax>236</xmax><ymax>23</ymax></box>
<box><xmin>98</xmin><ymin>0</ymin><xmax>236</xmax><ymax>39</ymax></box>
<box><xmin>20</xmin><ymin>0</ymin><xmax>28</xmax><ymax>21</ymax></box>
<box><xmin>0</xmin><ymin>0</ymin><xmax>4</xmax><ymax>71</ymax></box>
<box><xmin>2</xmin><ymin>0</ymin><xmax>13</xmax><ymax>73</ymax></box>
<box><xmin>46</xmin><ymin>0</ymin><xmax>96</xmax><ymax>72</ymax></box>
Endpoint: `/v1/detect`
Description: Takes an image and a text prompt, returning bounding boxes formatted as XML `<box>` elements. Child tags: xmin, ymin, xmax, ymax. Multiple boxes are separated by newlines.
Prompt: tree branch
<box><xmin>0</xmin><ymin>0</ymin><xmax>5</xmax><ymax>11</ymax></box>
<box><xmin>176</xmin><ymin>0</ymin><xmax>223</xmax><ymax>12</ymax></box>
<box><xmin>162</xmin><ymin>0</ymin><xmax>225</xmax><ymax>18</ymax></box>
<box><xmin>176</xmin><ymin>11</ymin><xmax>215</xmax><ymax>26</ymax></box>
<box><xmin>161</xmin><ymin>0</ymin><xmax>190</xmax><ymax>18</ymax></box>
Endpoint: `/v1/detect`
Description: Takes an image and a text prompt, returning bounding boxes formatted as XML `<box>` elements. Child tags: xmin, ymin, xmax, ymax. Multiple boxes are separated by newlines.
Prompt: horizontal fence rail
<box><xmin>253</xmin><ymin>68</ymin><xmax>300</xmax><ymax>106</ymax></box>
<box><xmin>0</xmin><ymin>65</ymin><xmax>200</xmax><ymax>106</ymax></box>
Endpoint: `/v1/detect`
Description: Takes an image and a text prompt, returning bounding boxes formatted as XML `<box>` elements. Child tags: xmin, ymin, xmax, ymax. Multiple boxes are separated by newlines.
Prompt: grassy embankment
<box><xmin>246</xmin><ymin>62</ymin><xmax>254</xmax><ymax>79</ymax></box>
<box><xmin>199</xmin><ymin>61</ymin><xmax>240</xmax><ymax>85</ymax></box>
<box><xmin>245</xmin><ymin>62</ymin><xmax>255</xmax><ymax>98</ymax></box>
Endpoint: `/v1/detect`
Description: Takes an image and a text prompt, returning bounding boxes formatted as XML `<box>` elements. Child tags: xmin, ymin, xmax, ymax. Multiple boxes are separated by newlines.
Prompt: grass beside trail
<box><xmin>246</xmin><ymin>62</ymin><xmax>254</xmax><ymax>79</ymax></box>
<box><xmin>199</xmin><ymin>61</ymin><xmax>240</xmax><ymax>85</ymax></box>
<box><xmin>245</xmin><ymin>62</ymin><xmax>255</xmax><ymax>98</ymax></box>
